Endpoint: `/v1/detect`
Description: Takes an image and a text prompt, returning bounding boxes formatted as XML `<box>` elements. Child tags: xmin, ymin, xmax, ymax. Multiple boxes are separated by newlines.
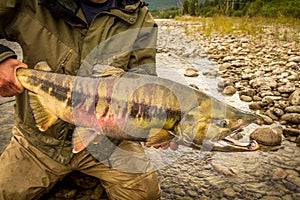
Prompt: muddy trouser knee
<box><xmin>75</xmin><ymin>140</ymin><xmax>161</xmax><ymax>200</ymax></box>
<box><xmin>0</xmin><ymin>127</ymin><xmax>71</xmax><ymax>200</ymax></box>
<box><xmin>0</xmin><ymin>128</ymin><xmax>161</xmax><ymax>200</ymax></box>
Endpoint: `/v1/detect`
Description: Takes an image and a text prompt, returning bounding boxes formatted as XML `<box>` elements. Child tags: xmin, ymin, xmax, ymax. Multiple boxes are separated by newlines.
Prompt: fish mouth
<box><xmin>220</xmin><ymin>114</ymin><xmax>264</xmax><ymax>140</ymax></box>
<box><xmin>214</xmin><ymin>116</ymin><xmax>263</xmax><ymax>151</ymax></box>
<box><xmin>213</xmin><ymin>139</ymin><xmax>259</xmax><ymax>151</ymax></box>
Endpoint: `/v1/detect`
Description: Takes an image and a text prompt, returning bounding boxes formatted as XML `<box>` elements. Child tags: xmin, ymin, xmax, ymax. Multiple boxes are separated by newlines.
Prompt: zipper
<box><xmin>56</xmin><ymin>50</ymin><xmax>73</xmax><ymax>73</ymax></box>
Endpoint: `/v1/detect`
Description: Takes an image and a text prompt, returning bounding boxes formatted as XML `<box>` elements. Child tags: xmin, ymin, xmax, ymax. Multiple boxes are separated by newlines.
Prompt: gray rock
<box><xmin>285</xmin><ymin>106</ymin><xmax>300</xmax><ymax>113</ymax></box>
<box><xmin>273</xmin><ymin>108</ymin><xmax>285</xmax><ymax>117</ymax></box>
<box><xmin>278</xmin><ymin>83</ymin><xmax>296</xmax><ymax>93</ymax></box>
<box><xmin>281</xmin><ymin>113</ymin><xmax>300</xmax><ymax>124</ymax></box>
<box><xmin>283</xmin><ymin>128</ymin><xmax>300</xmax><ymax>136</ymax></box>
<box><xmin>272</xmin><ymin>168</ymin><xmax>288</xmax><ymax>180</ymax></box>
<box><xmin>240</xmin><ymin>95</ymin><xmax>252</xmax><ymax>102</ymax></box>
<box><xmin>184</xmin><ymin>68</ymin><xmax>199</xmax><ymax>77</ymax></box>
<box><xmin>223</xmin><ymin>187</ymin><xmax>236</xmax><ymax>197</ymax></box>
<box><xmin>250</xmin><ymin>125</ymin><xmax>283</xmax><ymax>146</ymax></box>
<box><xmin>250</xmin><ymin>77</ymin><xmax>277</xmax><ymax>88</ymax></box>
<box><xmin>286</xmin><ymin>175</ymin><xmax>300</xmax><ymax>188</ymax></box>
<box><xmin>289</xmin><ymin>89</ymin><xmax>300</xmax><ymax>106</ymax></box>
<box><xmin>249</xmin><ymin>102</ymin><xmax>262</xmax><ymax>110</ymax></box>
<box><xmin>289</xmin><ymin>56</ymin><xmax>300</xmax><ymax>62</ymax></box>
<box><xmin>219</xmin><ymin>63</ymin><xmax>231</xmax><ymax>71</ymax></box>
<box><xmin>265</xmin><ymin>109</ymin><xmax>279</xmax><ymax>121</ymax></box>
<box><xmin>222</xmin><ymin>86</ymin><xmax>236</xmax><ymax>95</ymax></box>
<box><xmin>261</xmin><ymin>114</ymin><xmax>274</xmax><ymax>125</ymax></box>
<box><xmin>239</xmin><ymin>88</ymin><xmax>256</xmax><ymax>97</ymax></box>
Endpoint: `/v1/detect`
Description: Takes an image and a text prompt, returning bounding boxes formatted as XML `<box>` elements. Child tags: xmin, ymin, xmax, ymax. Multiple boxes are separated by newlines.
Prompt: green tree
<box><xmin>183</xmin><ymin>0</ymin><xmax>189</xmax><ymax>15</ymax></box>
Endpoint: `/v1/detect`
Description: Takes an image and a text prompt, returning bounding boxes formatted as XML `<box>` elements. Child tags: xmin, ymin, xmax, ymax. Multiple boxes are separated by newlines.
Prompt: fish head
<box><xmin>179</xmin><ymin>99</ymin><xmax>264</xmax><ymax>148</ymax></box>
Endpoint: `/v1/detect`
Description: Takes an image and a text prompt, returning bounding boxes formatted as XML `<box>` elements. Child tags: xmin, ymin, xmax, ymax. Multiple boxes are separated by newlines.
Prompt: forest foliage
<box><xmin>150</xmin><ymin>0</ymin><xmax>300</xmax><ymax>19</ymax></box>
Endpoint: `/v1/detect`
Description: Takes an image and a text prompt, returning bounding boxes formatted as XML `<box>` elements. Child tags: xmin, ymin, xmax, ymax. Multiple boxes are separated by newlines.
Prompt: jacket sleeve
<box><xmin>0</xmin><ymin>0</ymin><xmax>21</xmax><ymax>62</ymax></box>
<box><xmin>0</xmin><ymin>44</ymin><xmax>17</xmax><ymax>62</ymax></box>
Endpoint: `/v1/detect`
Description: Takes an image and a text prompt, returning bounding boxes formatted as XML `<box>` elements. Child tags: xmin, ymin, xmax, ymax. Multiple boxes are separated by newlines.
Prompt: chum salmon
<box><xmin>16</xmin><ymin>62</ymin><xmax>264</xmax><ymax>153</ymax></box>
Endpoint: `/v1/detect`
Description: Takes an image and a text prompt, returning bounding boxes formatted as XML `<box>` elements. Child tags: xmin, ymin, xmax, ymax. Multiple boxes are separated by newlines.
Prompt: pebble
<box><xmin>250</xmin><ymin>77</ymin><xmax>277</xmax><ymax>88</ymax></box>
<box><xmin>281</xmin><ymin>113</ymin><xmax>300</xmax><ymax>124</ymax></box>
<box><xmin>223</xmin><ymin>187</ymin><xmax>236</xmax><ymax>197</ymax></box>
<box><xmin>289</xmin><ymin>89</ymin><xmax>300</xmax><ymax>106</ymax></box>
<box><xmin>249</xmin><ymin>101</ymin><xmax>261</xmax><ymax>110</ymax></box>
<box><xmin>272</xmin><ymin>168</ymin><xmax>288</xmax><ymax>180</ymax></box>
<box><xmin>240</xmin><ymin>95</ymin><xmax>252</xmax><ymax>102</ymax></box>
<box><xmin>285</xmin><ymin>106</ymin><xmax>300</xmax><ymax>113</ymax></box>
<box><xmin>222</xmin><ymin>86</ymin><xmax>236</xmax><ymax>95</ymax></box>
<box><xmin>283</xmin><ymin>128</ymin><xmax>300</xmax><ymax>136</ymax></box>
<box><xmin>250</xmin><ymin>126</ymin><xmax>282</xmax><ymax>146</ymax></box>
<box><xmin>184</xmin><ymin>67</ymin><xmax>199</xmax><ymax>77</ymax></box>
<box><xmin>261</xmin><ymin>114</ymin><xmax>274</xmax><ymax>124</ymax></box>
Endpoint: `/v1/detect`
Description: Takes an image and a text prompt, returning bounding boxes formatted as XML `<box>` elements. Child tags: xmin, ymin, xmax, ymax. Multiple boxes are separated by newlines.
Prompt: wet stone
<box><xmin>184</xmin><ymin>67</ymin><xmax>199</xmax><ymax>77</ymax></box>
<box><xmin>278</xmin><ymin>83</ymin><xmax>296</xmax><ymax>93</ymax></box>
<box><xmin>289</xmin><ymin>89</ymin><xmax>300</xmax><ymax>105</ymax></box>
<box><xmin>286</xmin><ymin>175</ymin><xmax>300</xmax><ymax>188</ymax></box>
<box><xmin>240</xmin><ymin>95</ymin><xmax>252</xmax><ymax>102</ymax></box>
<box><xmin>285</xmin><ymin>106</ymin><xmax>300</xmax><ymax>113</ymax></box>
<box><xmin>250</xmin><ymin>125</ymin><xmax>282</xmax><ymax>146</ymax></box>
<box><xmin>265</xmin><ymin>110</ymin><xmax>279</xmax><ymax>121</ymax></box>
<box><xmin>272</xmin><ymin>168</ymin><xmax>288</xmax><ymax>180</ymax></box>
<box><xmin>250</xmin><ymin>77</ymin><xmax>277</xmax><ymax>88</ymax></box>
<box><xmin>223</xmin><ymin>187</ymin><xmax>236</xmax><ymax>197</ymax></box>
<box><xmin>222</xmin><ymin>86</ymin><xmax>236</xmax><ymax>95</ymax></box>
<box><xmin>283</xmin><ymin>128</ymin><xmax>300</xmax><ymax>136</ymax></box>
<box><xmin>249</xmin><ymin>101</ymin><xmax>262</xmax><ymax>110</ymax></box>
<box><xmin>261</xmin><ymin>196</ymin><xmax>282</xmax><ymax>200</ymax></box>
<box><xmin>261</xmin><ymin>114</ymin><xmax>274</xmax><ymax>125</ymax></box>
<box><xmin>281</xmin><ymin>113</ymin><xmax>300</xmax><ymax>124</ymax></box>
<box><xmin>174</xmin><ymin>188</ymin><xmax>186</xmax><ymax>196</ymax></box>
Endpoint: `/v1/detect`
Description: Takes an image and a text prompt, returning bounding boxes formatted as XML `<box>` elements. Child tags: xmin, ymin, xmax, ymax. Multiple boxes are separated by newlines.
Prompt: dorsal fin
<box><xmin>92</xmin><ymin>64</ymin><xmax>124</xmax><ymax>77</ymax></box>
<box><xmin>34</xmin><ymin>61</ymin><xmax>52</xmax><ymax>71</ymax></box>
<box><xmin>28</xmin><ymin>92</ymin><xmax>58</xmax><ymax>132</ymax></box>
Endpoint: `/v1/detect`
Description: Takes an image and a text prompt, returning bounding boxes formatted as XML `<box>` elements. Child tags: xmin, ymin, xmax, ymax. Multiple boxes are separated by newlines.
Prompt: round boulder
<box><xmin>250</xmin><ymin>125</ymin><xmax>283</xmax><ymax>146</ymax></box>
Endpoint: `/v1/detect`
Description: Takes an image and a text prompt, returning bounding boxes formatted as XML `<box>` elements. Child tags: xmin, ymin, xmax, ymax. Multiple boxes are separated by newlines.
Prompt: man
<box><xmin>0</xmin><ymin>0</ymin><xmax>177</xmax><ymax>199</ymax></box>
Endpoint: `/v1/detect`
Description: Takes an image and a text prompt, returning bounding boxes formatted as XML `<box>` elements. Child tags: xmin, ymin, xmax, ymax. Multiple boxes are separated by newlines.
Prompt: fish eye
<box><xmin>238</xmin><ymin>119</ymin><xmax>243</xmax><ymax>124</ymax></box>
<box><xmin>217</xmin><ymin>119</ymin><xmax>229</xmax><ymax>128</ymax></box>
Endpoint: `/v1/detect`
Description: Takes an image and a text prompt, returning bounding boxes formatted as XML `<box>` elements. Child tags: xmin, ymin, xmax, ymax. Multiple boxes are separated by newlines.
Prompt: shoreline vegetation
<box><xmin>150</xmin><ymin>0</ymin><xmax>300</xmax><ymax>19</ymax></box>
<box><xmin>150</xmin><ymin>0</ymin><xmax>300</xmax><ymax>42</ymax></box>
<box><xmin>174</xmin><ymin>16</ymin><xmax>300</xmax><ymax>42</ymax></box>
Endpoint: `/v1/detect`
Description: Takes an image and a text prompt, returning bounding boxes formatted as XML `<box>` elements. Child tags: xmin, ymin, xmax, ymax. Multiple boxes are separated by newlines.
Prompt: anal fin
<box><xmin>29</xmin><ymin>92</ymin><xmax>58</xmax><ymax>131</ymax></box>
<box><xmin>72</xmin><ymin>127</ymin><xmax>98</xmax><ymax>153</ymax></box>
<box><xmin>146</xmin><ymin>128</ymin><xmax>175</xmax><ymax>146</ymax></box>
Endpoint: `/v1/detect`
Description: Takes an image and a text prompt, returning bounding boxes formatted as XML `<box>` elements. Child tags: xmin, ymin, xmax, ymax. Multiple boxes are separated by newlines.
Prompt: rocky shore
<box><xmin>0</xmin><ymin>19</ymin><xmax>300</xmax><ymax>199</ymax></box>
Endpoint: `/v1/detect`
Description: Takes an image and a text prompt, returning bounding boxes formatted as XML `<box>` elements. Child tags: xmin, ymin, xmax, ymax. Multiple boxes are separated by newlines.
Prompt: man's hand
<box><xmin>152</xmin><ymin>141</ymin><xmax>179</xmax><ymax>150</ymax></box>
<box><xmin>0</xmin><ymin>58</ymin><xmax>27</xmax><ymax>97</ymax></box>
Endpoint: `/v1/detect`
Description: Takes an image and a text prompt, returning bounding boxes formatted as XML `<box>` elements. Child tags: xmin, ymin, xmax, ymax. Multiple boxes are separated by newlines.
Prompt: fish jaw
<box><xmin>177</xmin><ymin>102</ymin><xmax>264</xmax><ymax>151</ymax></box>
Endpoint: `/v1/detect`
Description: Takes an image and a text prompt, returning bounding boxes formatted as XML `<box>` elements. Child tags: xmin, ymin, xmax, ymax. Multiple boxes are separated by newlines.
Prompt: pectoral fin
<box><xmin>72</xmin><ymin>127</ymin><xmax>98</xmax><ymax>153</ymax></box>
<box><xmin>146</xmin><ymin>128</ymin><xmax>175</xmax><ymax>146</ymax></box>
<box><xmin>28</xmin><ymin>92</ymin><xmax>58</xmax><ymax>132</ymax></box>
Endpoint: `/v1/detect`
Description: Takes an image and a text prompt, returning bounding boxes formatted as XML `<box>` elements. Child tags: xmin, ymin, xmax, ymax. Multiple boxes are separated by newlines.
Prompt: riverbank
<box><xmin>0</xmin><ymin>18</ymin><xmax>299</xmax><ymax>199</ymax></box>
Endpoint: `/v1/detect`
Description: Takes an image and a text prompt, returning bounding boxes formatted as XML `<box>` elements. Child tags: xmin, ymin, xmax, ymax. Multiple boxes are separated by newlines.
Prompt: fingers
<box><xmin>0</xmin><ymin>58</ymin><xmax>28</xmax><ymax>97</ymax></box>
<box><xmin>149</xmin><ymin>141</ymin><xmax>179</xmax><ymax>151</ymax></box>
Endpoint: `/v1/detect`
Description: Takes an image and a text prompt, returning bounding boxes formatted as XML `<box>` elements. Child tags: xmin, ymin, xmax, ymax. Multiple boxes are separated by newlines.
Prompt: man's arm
<box><xmin>0</xmin><ymin>0</ymin><xmax>26</xmax><ymax>97</ymax></box>
<box><xmin>0</xmin><ymin>45</ymin><xmax>27</xmax><ymax>97</ymax></box>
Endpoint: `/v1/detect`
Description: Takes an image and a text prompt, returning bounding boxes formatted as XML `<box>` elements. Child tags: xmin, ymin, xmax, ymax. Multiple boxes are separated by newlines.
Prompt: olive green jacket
<box><xmin>0</xmin><ymin>0</ymin><xmax>157</xmax><ymax>164</ymax></box>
